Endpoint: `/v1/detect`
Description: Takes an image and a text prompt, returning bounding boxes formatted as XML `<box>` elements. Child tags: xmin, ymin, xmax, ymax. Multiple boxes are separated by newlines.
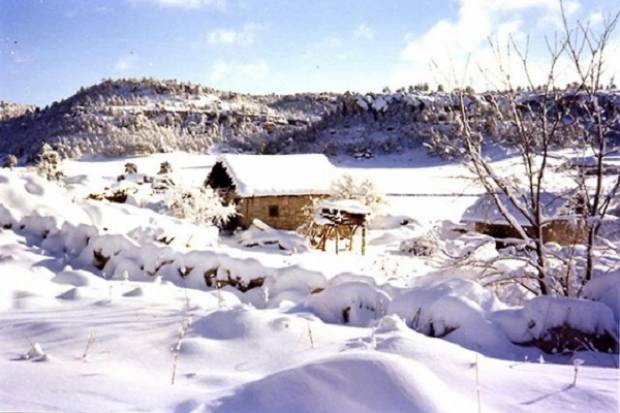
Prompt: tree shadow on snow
<box><xmin>521</xmin><ymin>384</ymin><xmax>574</xmax><ymax>406</ymax></box>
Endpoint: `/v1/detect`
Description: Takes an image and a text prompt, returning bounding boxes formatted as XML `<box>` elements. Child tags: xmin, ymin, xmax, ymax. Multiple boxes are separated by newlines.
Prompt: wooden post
<box><xmin>361</xmin><ymin>225</ymin><xmax>366</xmax><ymax>256</ymax></box>
<box><xmin>319</xmin><ymin>226</ymin><xmax>327</xmax><ymax>251</ymax></box>
<box><xmin>349</xmin><ymin>226</ymin><xmax>354</xmax><ymax>251</ymax></box>
<box><xmin>335</xmin><ymin>226</ymin><xmax>339</xmax><ymax>255</ymax></box>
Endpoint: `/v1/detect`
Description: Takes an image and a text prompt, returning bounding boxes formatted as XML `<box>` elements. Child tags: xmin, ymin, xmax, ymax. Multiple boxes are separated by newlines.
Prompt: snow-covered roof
<box><xmin>461</xmin><ymin>192</ymin><xmax>572</xmax><ymax>226</ymax></box>
<box><xmin>214</xmin><ymin>154</ymin><xmax>335</xmax><ymax>197</ymax></box>
<box><xmin>318</xmin><ymin>199</ymin><xmax>371</xmax><ymax>215</ymax></box>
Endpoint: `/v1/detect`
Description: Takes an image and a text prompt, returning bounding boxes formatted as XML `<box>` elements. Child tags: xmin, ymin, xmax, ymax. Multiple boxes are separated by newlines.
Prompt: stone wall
<box><xmin>237</xmin><ymin>195</ymin><xmax>327</xmax><ymax>230</ymax></box>
<box><xmin>474</xmin><ymin>219</ymin><xmax>588</xmax><ymax>246</ymax></box>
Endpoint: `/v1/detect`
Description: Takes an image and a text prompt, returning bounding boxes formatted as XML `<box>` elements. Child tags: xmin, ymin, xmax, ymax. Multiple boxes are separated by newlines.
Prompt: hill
<box><xmin>0</xmin><ymin>78</ymin><xmax>618</xmax><ymax>159</ymax></box>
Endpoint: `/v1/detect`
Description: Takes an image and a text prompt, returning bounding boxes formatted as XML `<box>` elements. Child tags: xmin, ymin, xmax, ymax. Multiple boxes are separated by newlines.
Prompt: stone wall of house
<box><xmin>237</xmin><ymin>195</ymin><xmax>327</xmax><ymax>230</ymax></box>
<box><xmin>474</xmin><ymin>219</ymin><xmax>588</xmax><ymax>246</ymax></box>
<box><xmin>542</xmin><ymin>220</ymin><xmax>588</xmax><ymax>245</ymax></box>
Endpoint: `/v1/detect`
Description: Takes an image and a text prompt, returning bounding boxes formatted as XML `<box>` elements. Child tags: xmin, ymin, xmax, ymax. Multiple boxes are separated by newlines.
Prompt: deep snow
<box><xmin>0</xmin><ymin>149</ymin><xmax>618</xmax><ymax>412</ymax></box>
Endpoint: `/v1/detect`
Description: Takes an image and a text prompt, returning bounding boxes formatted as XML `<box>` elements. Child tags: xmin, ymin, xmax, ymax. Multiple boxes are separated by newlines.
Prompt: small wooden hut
<box><xmin>461</xmin><ymin>192</ymin><xmax>588</xmax><ymax>246</ymax></box>
<box><xmin>205</xmin><ymin>154</ymin><xmax>335</xmax><ymax>230</ymax></box>
<box><xmin>307</xmin><ymin>199</ymin><xmax>371</xmax><ymax>254</ymax></box>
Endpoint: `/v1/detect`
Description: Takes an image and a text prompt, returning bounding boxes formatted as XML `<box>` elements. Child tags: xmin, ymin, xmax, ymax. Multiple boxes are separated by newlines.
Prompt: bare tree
<box><xmin>559</xmin><ymin>3</ymin><xmax>620</xmax><ymax>284</ymax></box>
<box><xmin>450</xmin><ymin>0</ymin><xmax>619</xmax><ymax>296</ymax></box>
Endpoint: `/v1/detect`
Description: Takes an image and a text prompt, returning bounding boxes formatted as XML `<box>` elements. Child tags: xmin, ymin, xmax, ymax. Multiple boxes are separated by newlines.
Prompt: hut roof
<box><xmin>318</xmin><ymin>199</ymin><xmax>371</xmax><ymax>215</ymax></box>
<box><xmin>213</xmin><ymin>154</ymin><xmax>335</xmax><ymax>197</ymax></box>
<box><xmin>461</xmin><ymin>192</ymin><xmax>573</xmax><ymax>226</ymax></box>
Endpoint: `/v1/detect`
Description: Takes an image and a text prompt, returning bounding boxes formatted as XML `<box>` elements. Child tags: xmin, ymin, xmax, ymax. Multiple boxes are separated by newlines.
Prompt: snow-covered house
<box><xmin>461</xmin><ymin>192</ymin><xmax>588</xmax><ymax>245</ymax></box>
<box><xmin>205</xmin><ymin>154</ymin><xmax>335</xmax><ymax>230</ymax></box>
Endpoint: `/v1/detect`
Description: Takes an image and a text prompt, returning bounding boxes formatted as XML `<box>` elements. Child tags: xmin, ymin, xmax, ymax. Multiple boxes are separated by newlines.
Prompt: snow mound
<box><xmin>388</xmin><ymin>279</ymin><xmax>513</xmax><ymax>354</ymax></box>
<box><xmin>190</xmin><ymin>307</ymin><xmax>257</xmax><ymax>341</ymax></box>
<box><xmin>56</xmin><ymin>287</ymin><xmax>105</xmax><ymax>301</ymax></box>
<box><xmin>496</xmin><ymin>296</ymin><xmax>619</xmax><ymax>345</ymax></box>
<box><xmin>367</xmin><ymin>213</ymin><xmax>418</xmax><ymax>230</ymax></box>
<box><xmin>0</xmin><ymin>170</ymin><xmax>91</xmax><ymax>227</ymax></box>
<box><xmin>582</xmin><ymin>272</ymin><xmax>620</xmax><ymax>322</ymax></box>
<box><xmin>237</xmin><ymin>220</ymin><xmax>309</xmax><ymax>253</ymax></box>
<box><xmin>266</xmin><ymin>266</ymin><xmax>327</xmax><ymax>307</ymax></box>
<box><xmin>302</xmin><ymin>280</ymin><xmax>390</xmax><ymax>326</ymax></box>
<box><xmin>201</xmin><ymin>352</ymin><xmax>456</xmax><ymax>413</ymax></box>
<box><xmin>51</xmin><ymin>269</ymin><xmax>105</xmax><ymax>287</ymax></box>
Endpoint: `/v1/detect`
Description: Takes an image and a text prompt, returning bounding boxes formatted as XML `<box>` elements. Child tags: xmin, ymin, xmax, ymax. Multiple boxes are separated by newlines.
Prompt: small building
<box><xmin>310</xmin><ymin>199</ymin><xmax>371</xmax><ymax>254</ymax></box>
<box><xmin>205</xmin><ymin>154</ymin><xmax>335</xmax><ymax>230</ymax></box>
<box><xmin>461</xmin><ymin>192</ymin><xmax>588</xmax><ymax>246</ymax></box>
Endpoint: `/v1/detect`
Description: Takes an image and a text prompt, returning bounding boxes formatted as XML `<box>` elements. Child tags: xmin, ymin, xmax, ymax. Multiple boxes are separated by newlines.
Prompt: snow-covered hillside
<box><xmin>0</xmin><ymin>149</ymin><xmax>618</xmax><ymax>412</ymax></box>
<box><xmin>2</xmin><ymin>78</ymin><xmax>618</xmax><ymax>160</ymax></box>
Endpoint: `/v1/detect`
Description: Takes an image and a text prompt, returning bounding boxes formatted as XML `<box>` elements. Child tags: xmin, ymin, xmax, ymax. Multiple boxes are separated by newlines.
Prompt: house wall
<box><xmin>237</xmin><ymin>195</ymin><xmax>328</xmax><ymax>230</ymax></box>
<box><xmin>474</xmin><ymin>219</ymin><xmax>588</xmax><ymax>246</ymax></box>
<box><xmin>542</xmin><ymin>220</ymin><xmax>588</xmax><ymax>245</ymax></box>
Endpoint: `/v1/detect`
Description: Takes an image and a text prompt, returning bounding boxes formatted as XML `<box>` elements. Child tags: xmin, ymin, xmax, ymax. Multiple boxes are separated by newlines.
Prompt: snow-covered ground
<box><xmin>0</xmin><ymin>149</ymin><xmax>618</xmax><ymax>412</ymax></box>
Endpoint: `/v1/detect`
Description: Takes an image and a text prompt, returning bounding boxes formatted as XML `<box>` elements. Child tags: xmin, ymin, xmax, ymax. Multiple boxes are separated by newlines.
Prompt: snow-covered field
<box><xmin>0</xmin><ymin>149</ymin><xmax>618</xmax><ymax>412</ymax></box>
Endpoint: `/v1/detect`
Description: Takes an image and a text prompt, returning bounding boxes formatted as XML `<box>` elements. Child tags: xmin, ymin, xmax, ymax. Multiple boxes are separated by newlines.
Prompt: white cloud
<box><xmin>209</xmin><ymin>59</ymin><xmax>269</xmax><ymax>82</ymax></box>
<box><xmin>353</xmin><ymin>24</ymin><xmax>374</xmax><ymax>40</ymax></box>
<box><xmin>389</xmin><ymin>0</ymin><xmax>592</xmax><ymax>90</ymax></box>
<box><xmin>113</xmin><ymin>54</ymin><xmax>139</xmax><ymax>72</ymax></box>
<box><xmin>207</xmin><ymin>23</ymin><xmax>262</xmax><ymax>46</ymax></box>
<box><xmin>588</xmin><ymin>11</ymin><xmax>604</xmax><ymax>26</ymax></box>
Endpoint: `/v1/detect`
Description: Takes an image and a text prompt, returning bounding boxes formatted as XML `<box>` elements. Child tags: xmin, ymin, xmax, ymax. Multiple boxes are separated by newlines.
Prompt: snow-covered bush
<box><xmin>303</xmin><ymin>280</ymin><xmax>391</xmax><ymax>326</ymax></box>
<box><xmin>35</xmin><ymin>144</ymin><xmax>63</xmax><ymax>181</ymax></box>
<box><xmin>494</xmin><ymin>296</ymin><xmax>618</xmax><ymax>353</ymax></box>
<box><xmin>165</xmin><ymin>187</ymin><xmax>236</xmax><ymax>226</ymax></box>
<box><xmin>582</xmin><ymin>272</ymin><xmax>620</xmax><ymax>322</ymax></box>
<box><xmin>389</xmin><ymin>279</ymin><xmax>503</xmax><ymax>339</ymax></box>
<box><xmin>124</xmin><ymin>162</ymin><xmax>138</xmax><ymax>175</ymax></box>
<box><xmin>2</xmin><ymin>154</ymin><xmax>17</xmax><ymax>169</ymax></box>
<box><xmin>158</xmin><ymin>161</ymin><xmax>173</xmax><ymax>175</ymax></box>
<box><xmin>151</xmin><ymin>174</ymin><xmax>176</xmax><ymax>193</ymax></box>
<box><xmin>423</xmin><ymin>127</ymin><xmax>466</xmax><ymax>160</ymax></box>
<box><xmin>399</xmin><ymin>234</ymin><xmax>439</xmax><ymax>256</ymax></box>
<box><xmin>330</xmin><ymin>174</ymin><xmax>384</xmax><ymax>214</ymax></box>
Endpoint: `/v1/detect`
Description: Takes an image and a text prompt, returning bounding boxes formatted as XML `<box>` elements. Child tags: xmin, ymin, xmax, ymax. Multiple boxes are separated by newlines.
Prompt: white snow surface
<box><xmin>0</xmin><ymin>149</ymin><xmax>618</xmax><ymax>412</ymax></box>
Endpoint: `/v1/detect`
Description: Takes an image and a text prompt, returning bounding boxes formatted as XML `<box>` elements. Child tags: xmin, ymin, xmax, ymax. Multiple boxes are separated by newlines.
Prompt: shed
<box><xmin>205</xmin><ymin>154</ymin><xmax>335</xmax><ymax>230</ymax></box>
<box><xmin>310</xmin><ymin>199</ymin><xmax>371</xmax><ymax>254</ymax></box>
<box><xmin>461</xmin><ymin>192</ymin><xmax>588</xmax><ymax>246</ymax></box>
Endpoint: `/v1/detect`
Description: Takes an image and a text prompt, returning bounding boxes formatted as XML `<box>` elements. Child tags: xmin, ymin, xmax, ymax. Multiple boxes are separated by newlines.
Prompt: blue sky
<box><xmin>1</xmin><ymin>0</ymin><xmax>618</xmax><ymax>105</ymax></box>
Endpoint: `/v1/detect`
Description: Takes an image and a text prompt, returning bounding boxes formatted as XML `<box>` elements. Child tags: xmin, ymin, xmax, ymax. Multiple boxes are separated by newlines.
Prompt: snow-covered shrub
<box><xmin>2</xmin><ymin>154</ymin><xmax>17</xmax><ymax>169</ymax></box>
<box><xmin>124</xmin><ymin>162</ymin><xmax>138</xmax><ymax>175</ymax></box>
<box><xmin>389</xmin><ymin>279</ymin><xmax>502</xmax><ymax>339</ymax></box>
<box><xmin>35</xmin><ymin>144</ymin><xmax>63</xmax><ymax>181</ymax></box>
<box><xmin>151</xmin><ymin>175</ymin><xmax>176</xmax><ymax>193</ymax></box>
<box><xmin>165</xmin><ymin>187</ymin><xmax>236</xmax><ymax>226</ymax></box>
<box><xmin>330</xmin><ymin>174</ymin><xmax>384</xmax><ymax>214</ymax></box>
<box><xmin>582</xmin><ymin>272</ymin><xmax>620</xmax><ymax>322</ymax></box>
<box><xmin>265</xmin><ymin>266</ymin><xmax>328</xmax><ymax>307</ymax></box>
<box><xmin>423</xmin><ymin>127</ymin><xmax>466</xmax><ymax>160</ymax></box>
<box><xmin>303</xmin><ymin>281</ymin><xmax>391</xmax><ymax>326</ymax></box>
<box><xmin>158</xmin><ymin>161</ymin><xmax>173</xmax><ymax>174</ymax></box>
<box><xmin>19</xmin><ymin>214</ymin><xmax>58</xmax><ymax>238</ymax></box>
<box><xmin>494</xmin><ymin>296</ymin><xmax>618</xmax><ymax>353</ymax></box>
<box><xmin>399</xmin><ymin>234</ymin><xmax>438</xmax><ymax>256</ymax></box>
